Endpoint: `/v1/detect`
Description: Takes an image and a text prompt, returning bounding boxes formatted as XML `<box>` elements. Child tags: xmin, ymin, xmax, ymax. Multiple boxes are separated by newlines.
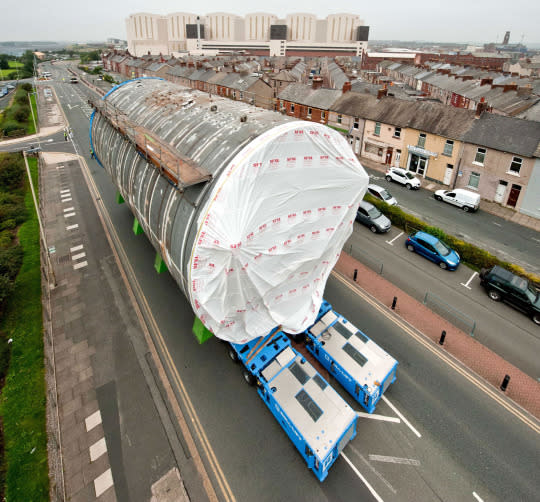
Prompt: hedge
<box><xmin>363</xmin><ymin>193</ymin><xmax>540</xmax><ymax>287</ymax></box>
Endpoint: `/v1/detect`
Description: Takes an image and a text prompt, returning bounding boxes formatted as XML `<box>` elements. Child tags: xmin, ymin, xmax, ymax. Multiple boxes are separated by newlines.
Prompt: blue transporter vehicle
<box><xmin>229</xmin><ymin>329</ymin><xmax>357</xmax><ymax>482</ymax></box>
<box><xmin>304</xmin><ymin>301</ymin><xmax>398</xmax><ymax>414</ymax></box>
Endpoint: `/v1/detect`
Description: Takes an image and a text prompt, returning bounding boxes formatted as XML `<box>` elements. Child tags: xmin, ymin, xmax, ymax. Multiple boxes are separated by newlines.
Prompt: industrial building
<box><xmin>126</xmin><ymin>12</ymin><xmax>369</xmax><ymax>57</ymax></box>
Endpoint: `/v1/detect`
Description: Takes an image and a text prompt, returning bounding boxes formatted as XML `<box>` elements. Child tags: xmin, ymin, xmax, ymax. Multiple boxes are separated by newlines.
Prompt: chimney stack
<box><xmin>377</xmin><ymin>86</ymin><xmax>388</xmax><ymax>99</ymax></box>
<box><xmin>475</xmin><ymin>97</ymin><xmax>487</xmax><ymax>118</ymax></box>
<box><xmin>342</xmin><ymin>81</ymin><xmax>352</xmax><ymax>94</ymax></box>
<box><xmin>503</xmin><ymin>83</ymin><xmax>518</xmax><ymax>92</ymax></box>
<box><xmin>480</xmin><ymin>78</ymin><xmax>493</xmax><ymax>86</ymax></box>
<box><xmin>312</xmin><ymin>76</ymin><xmax>323</xmax><ymax>90</ymax></box>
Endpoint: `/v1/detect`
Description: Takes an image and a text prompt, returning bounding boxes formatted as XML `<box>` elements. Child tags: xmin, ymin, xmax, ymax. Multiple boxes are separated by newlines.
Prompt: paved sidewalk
<box><xmin>335</xmin><ymin>251</ymin><xmax>540</xmax><ymax>419</ymax></box>
<box><xmin>358</xmin><ymin>155</ymin><xmax>540</xmax><ymax>232</ymax></box>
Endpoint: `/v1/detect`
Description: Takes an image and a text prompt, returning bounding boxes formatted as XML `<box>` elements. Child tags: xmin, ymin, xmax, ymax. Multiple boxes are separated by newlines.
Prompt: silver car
<box><xmin>367</xmin><ymin>184</ymin><xmax>398</xmax><ymax>206</ymax></box>
<box><xmin>356</xmin><ymin>201</ymin><xmax>391</xmax><ymax>233</ymax></box>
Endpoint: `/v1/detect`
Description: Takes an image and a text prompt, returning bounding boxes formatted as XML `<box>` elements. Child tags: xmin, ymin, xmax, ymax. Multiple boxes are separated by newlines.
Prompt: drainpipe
<box><xmin>451</xmin><ymin>141</ymin><xmax>466</xmax><ymax>189</ymax></box>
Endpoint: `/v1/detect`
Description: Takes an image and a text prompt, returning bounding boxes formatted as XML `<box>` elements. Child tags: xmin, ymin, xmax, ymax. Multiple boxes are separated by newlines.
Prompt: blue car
<box><xmin>405</xmin><ymin>231</ymin><xmax>460</xmax><ymax>270</ymax></box>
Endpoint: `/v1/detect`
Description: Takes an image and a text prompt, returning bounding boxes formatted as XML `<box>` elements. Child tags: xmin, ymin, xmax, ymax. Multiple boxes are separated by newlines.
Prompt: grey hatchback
<box><xmin>356</xmin><ymin>201</ymin><xmax>391</xmax><ymax>233</ymax></box>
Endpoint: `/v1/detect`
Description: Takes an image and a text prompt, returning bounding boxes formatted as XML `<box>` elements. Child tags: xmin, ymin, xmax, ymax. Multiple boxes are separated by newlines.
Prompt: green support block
<box><xmin>192</xmin><ymin>317</ymin><xmax>214</xmax><ymax>344</ymax></box>
<box><xmin>154</xmin><ymin>253</ymin><xmax>168</xmax><ymax>274</ymax></box>
<box><xmin>116</xmin><ymin>191</ymin><xmax>125</xmax><ymax>204</ymax></box>
<box><xmin>133</xmin><ymin>217</ymin><xmax>144</xmax><ymax>235</ymax></box>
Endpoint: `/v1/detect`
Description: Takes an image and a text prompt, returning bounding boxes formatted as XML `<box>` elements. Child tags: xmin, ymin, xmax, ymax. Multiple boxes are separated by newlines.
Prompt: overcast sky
<box><xmin>2</xmin><ymin>0</ymin><xmax>539</xmax><ymax>45</ymax></box>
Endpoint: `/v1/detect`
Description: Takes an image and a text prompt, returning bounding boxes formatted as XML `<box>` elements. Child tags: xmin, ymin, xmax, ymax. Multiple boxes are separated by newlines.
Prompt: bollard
<box><xmin>500</xmin><ymin>374</ymin><xmax>510</xmax><ymax>392</ymax></box>
<box><xmin>391</xmin><ymin>296</ymin><xmax>397</xmax><ymax>310</ymax></box>
<box><xmin>439</xmin><ymin>330</ymin><xmax>446</xmax><ymax>345</ymax></box>
<box><xmin>353</xmin><ymin>269</ymin><xmax>358</xmax><ymax>282</ymax></box>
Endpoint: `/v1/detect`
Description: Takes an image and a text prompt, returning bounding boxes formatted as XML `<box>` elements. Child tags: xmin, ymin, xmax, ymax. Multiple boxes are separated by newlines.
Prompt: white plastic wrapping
<box><xmin>189</xmin><ymin>121</ymin><xmax>368</xmax><ymax>343</ymax></box>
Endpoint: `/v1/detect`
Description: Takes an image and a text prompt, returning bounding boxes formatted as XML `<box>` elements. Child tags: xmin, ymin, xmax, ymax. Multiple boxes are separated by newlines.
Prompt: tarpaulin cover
<box><xmin>189</xmin><ymin>121</ymin><xmax>368</xmax><ymax>343</ymax></box>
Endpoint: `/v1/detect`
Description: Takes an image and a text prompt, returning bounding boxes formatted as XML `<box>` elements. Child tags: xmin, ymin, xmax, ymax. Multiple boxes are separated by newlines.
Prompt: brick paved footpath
<box><xmin>335</xmin><ymin>251</ymin><xmax>540</xmax><ymax>419</ymax></box>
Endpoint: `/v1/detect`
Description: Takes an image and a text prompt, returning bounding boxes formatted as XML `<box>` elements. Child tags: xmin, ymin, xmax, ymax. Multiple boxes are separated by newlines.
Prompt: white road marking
<box><xmin>473</xmin><ymin>492</ymin><xmax>484</xmax><ymax>502</ymax></box>
<box><xmin>71</xmin><ymin>252</ymin><xmax>86</xmax><ymax>261</ymax></box>
<box><xmin>61</xmin><ymin>197</ymin><xmax>72</xmax><ymax>202</ymax></box>
<box><xmin>342</xmin><ymin>453</ymin><xmax>385</xmax><ymax>502</ymax></box>
<box><xmin>85</xmin><ymin>410</ymin><xmax>102</xmax><ymax>431</ymax></box>
<box><xmin>89</xmin><ymin>437</ymin><xmax>107</xmax><ymax>462</ymax></box>
<box><xmin>460</xmin><ymin>271</ymin><xmax>478</xmax><ymax>290</ymax></box>
<box><xmin>94</xmin><ymin>468</ymin><xmax>114</xmax><ymax>497</ymax></box>
<box><xmin>386</xmin><ymin>231</ymin><xmax>404</xmax><ymax>246</ymax></box>
<box><xmin>60</xmin><ymin>189</ymin><xmax>70</xmax><ymax>194</ymax></box>
<box><xmin>63</xmin><ymin>207</ymin><xmax>74</xmax><ymax>212</ymax></box>
<box><xmin>532</xmin><ymin>238</ymin><xmax>540</xmax><ymax>244</ymax></box>
<box><xmin>70</xmin><ymin>244</ymin><xmax>84</xmax><ymax>252</ymax></box>
<box><xmin>64</xmin><ymin>212</ymin><xmax>76</xmax><ymax>218</ymax></box>
<box><xmin>66</xmin><ymin>224</ymin><xmax>79</xmax><ymax>230</ymax></box>
<box><xmin>73</xmin><ymin>261</ymin><xmax>88</xmax><ymax>270</ymax></box>
<box><xmin>357</xmin><ymin>411</ymin><xmax>401</xmax><ymax>423</ymax></box>
<box><xmin>349</xmin><ymin>445</ymin><xmax>396</xmax><ymax>494</ymax></box>
<box><xmin>47</xmin><ymin>138</ymin><xmax>53</xmax><ymax>142</ymax></box>
<box><xmin>492</xmin><ymin>222</ymin><xmax>501</xmax><ymax>227</ymax></box>
<box><xmin>369</xmin><ymin>454</ymin><xmax>420</xmax><ymax>466</ymax></box>
<box><xmin>381</xmin><ymin>395</ymin><xmax>422</xmax><ymax>438</ymax></box>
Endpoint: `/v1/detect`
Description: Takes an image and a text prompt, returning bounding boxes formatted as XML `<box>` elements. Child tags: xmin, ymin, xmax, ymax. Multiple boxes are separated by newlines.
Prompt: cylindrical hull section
<box><xmin>91</xmin><ymin>79</ymin><xmax>368</xmax><ymax>342</ymax></box>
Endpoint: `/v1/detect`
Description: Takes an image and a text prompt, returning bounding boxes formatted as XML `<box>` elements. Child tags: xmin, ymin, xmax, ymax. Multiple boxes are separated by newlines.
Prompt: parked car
<box><xmin>479</xmin><ymin>266</ymin><xmax>540</xmax><ymax>325</ymax></box>
<box><xmin>434</xmin><ymin>188</ymin><xmax>480</xmax><ymax>212</ymax></box>
<box><xmin>356</xmin><ymin>201</ymin><xmax>391</xmax><ymax>233</ymax></box>
<box><xmin>385</xmin><ymin>167</ymin><xmax>421</xmax><ymax>190</ymax></box>
<box><xmin>367</xmin><ymin>184</ymin><xmax>397</xmax><ymax>206</ymax></box>
<box><xmin>405</xmin><ymin>231</ymin><xmax>460</xmax><ymax>270</ymax></box>
<box><xmin>25</xmin><ymin>144</ymin><xmax>42</xmax><ymax>155</ymax></box>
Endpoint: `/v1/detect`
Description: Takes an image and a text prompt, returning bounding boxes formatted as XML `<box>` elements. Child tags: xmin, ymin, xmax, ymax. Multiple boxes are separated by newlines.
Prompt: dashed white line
<box><xmin>66</xmin><ymin>224</ymin><xmax>79</xmax><ymax>230</ymax></box>
<box><xmin>357</xmin><ymin>411</ymin><xmax>401</xmax><ymax>423</ymax></box>
<box><xmin>85</xmin><ymin>410</ymin><xmax>102</xmax><ymax>432</ymax></box>
<box><xmin>89</xmin><ymin>437</ymin><xmax>107</xmax><ymax>462</ymax></box>
<box><xmin>386</xmin><ymin>231</ymin><xmax>404</xmax><ymax>246</ymax></box>
<box><xmin>381</xmin><ymin>395</ymin><xmax>422</xmax><ymax>438</ymax></box>
<box><xmin>342</xmin><ymin>453</ymin><xmax>385</xmax><ymax>502</ymax></box>
<box><xmin>473</xmin><ymin>491</ymin><xmax>484</xmax><ymax>502</ymax></box>
<box><xmin>492</xmin><ymin>222</ymin><xmax>502</xmax><ymax>227</ymax></box>
<box><xmin>71</xmin><ymin>252</ymin><xmax>86</xmax><ymax>261</ymax></box>
<box><xmin>460</xmin><ymin>271</ymin><xmax>478</xmax><ymax>290</ymax></box>
<box><xmin>94</xmin><ymin>468</ymin><xmax>114</xmax><ymax>497</ymax></box>
<box><xmin>369</xmin><ymin>454</ymin><xmax>420</xmax><ymax>466</ymax></box>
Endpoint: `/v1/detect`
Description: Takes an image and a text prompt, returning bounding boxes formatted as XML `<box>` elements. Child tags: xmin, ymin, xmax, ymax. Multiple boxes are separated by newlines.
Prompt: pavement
<box><xmin>6</xmin><ymin>74</ymin><xmax>540</xmax><ymax>501</ymax></box>
<box><xmin>359</xmin><ymin>155</ymin><xmax>540</xmax><ymax>232</ymax></box>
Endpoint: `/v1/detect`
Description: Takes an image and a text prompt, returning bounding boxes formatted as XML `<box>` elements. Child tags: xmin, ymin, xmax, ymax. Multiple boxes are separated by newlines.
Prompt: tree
<box><xmin>0</xmin><ymin>55</ymin><xmax>9</xmax><ymax>70</ymax></box>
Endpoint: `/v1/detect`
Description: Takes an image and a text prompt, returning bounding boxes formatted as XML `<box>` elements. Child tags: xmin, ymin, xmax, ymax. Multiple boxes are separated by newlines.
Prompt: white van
<box><xmin>434</xmin><ymin>188</ymin><xmax>480</xmax><ymax>212</ymax></box>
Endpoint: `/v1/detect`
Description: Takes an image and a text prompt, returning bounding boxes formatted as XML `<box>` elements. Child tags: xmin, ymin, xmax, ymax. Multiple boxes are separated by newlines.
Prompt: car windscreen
<box><xmin>405</xmin><ymin>172</ymin><xmax>415</xmax><ymax>180</ymax></box>
<box><xmin>380</xmin><ymin>190</ymin><xmax>392</xmax><ymax>200</ymax></box>
<box><xmin>433</xmin><ymin>240</ymin><xmax>451</xmax><ymax>256</ymax></box>
<box><xmin>367</xmin><ymin>206</ymin><xmax>382</xmax><ymax>218</ymax></box>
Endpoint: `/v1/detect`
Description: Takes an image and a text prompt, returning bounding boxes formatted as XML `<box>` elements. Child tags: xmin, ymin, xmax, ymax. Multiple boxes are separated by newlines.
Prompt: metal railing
<box><xmin>423</xmin><ymin>291</ymin><xmax>476</xmax><ymax>336</ymax></box>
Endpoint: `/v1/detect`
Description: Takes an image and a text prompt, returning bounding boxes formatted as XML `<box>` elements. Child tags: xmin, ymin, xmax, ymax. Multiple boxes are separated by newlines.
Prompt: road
<box><xmin>365</xmin><ymin>167</ymin><xmax>540</xmax><ymax>276</ymax></box>
<box><xmin>9</xmin><ymin>61</ymin><xmax>539</xmax><ymax>501</ymax></box>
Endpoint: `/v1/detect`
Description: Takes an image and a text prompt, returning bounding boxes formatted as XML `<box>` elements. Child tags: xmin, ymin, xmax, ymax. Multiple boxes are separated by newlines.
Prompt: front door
<box><xmin>385</xmin><ymin>147</ymin><xmax>393</xmax><ymax>165</ymax></box>
<box><xmin>417</xmin><ymin>157</ymin><xmax>427</xmax><ymax>176</ymax></box>
<box><xmin>506</xmin><ymin>184</ymin><xmax>521</xmax><ymax>208</ymax></box>
<box><xmin>443</xmin><ymin>164</ymin><xmax>454</xmax><ymax>185</ymax></box>
<box><xmin>395</xmin><ymin>149</ymin><xmax>401</xmax><ymax>167</ymax></box>
<box><xmin>494</xmin><ymin>181</ymin><xmax>508</xmax><ymax>203</ymax></box>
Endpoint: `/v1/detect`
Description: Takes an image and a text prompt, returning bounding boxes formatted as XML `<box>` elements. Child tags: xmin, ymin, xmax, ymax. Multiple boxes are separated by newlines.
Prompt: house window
<box><xmin>468</xmin><ymin>171</ymin><xmax>480</xmax><ymax>189</ymax></box>
<box><xmin>394</xmin><ymin>127</ymin><xmax>401</xmax><ymax>138</ymax></box>
<box><xmin>474</xmin><ymin>147</ymin><xmax>486</xmax><ymax>165</ymax></box>
<box><xmin>307</xmin><ymin>107</ymin><xmax>312</xmax><ymax>118</ymax></box>
<box><xmin>443</xmin><ymin>140</ymin><xmax>454</xmax><ymax>156</ymax></box>
<box><xmin>291</xmin><ymin>103</ymin><xmax>295</xmax><ymax>113</ymax></box>
<box><xmin>321</xmin><ymin>111</ymin><xmax>326</xmax><ymax>120</ymax></box>
<box><xmin>353</xmin><ymin>117</ymin><xmax>359</xmax><ymax>129</ymax></box>
<box><xmin>509</xmin><ymin>156</ymin><xmax>522</xmax><ymax>175</ymax></box>
<box><xmin>417</xmin><ymin>133</ymin><xmax>426</xmax><ymax>148</ymax></box>
<box><xmin>337</xmin><ymin>114</ymin><xmax>342</xmax><ymax>124</ymax></box>
<box><xmin>374</xmin><ymin>122</ymin><xmax>381</xmax><ymax>135</ymax></box>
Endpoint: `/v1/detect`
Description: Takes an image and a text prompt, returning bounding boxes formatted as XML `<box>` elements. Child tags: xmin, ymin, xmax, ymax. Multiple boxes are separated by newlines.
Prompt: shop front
<box><xmin>406</xmin><ymin>145</ymin><xmax>438</xmax><ymax>177</ymax></box>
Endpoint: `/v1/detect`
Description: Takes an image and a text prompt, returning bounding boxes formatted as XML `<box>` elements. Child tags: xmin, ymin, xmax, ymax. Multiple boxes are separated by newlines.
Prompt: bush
<box><xmin>0</xmin><ymin>246</ymin><xmax>23</xmax><ymax>280</ymax></box>
<box><xmin>0</xmin><ymin>121</ymin><xmax>24</xmax><ymax>137</ymax></box>
<box><xmin>13</xmin><ymin>106</ymin><xmax>29</xmax><ymax>123</ymax></box>
<box><xmin>363</xmin><ymin>193</ymin><xmax>540</xmax><ymax>286</ymax></box>
<box><xmin>14</xmin><ymin>93</ymin><xmax>28</xmax><ymax>106</ymax></box>
<box><xmin>0</xmin><ymin>154</ymin><xmax>24</xmax><ymax>191</ymax></box>
<box><xmin>0</xmin><ymin>274</ymin><xmax>12</xmax><ymax>305</ymax></box>
<box><xmin>20</xmin><ymin>83</ymin><xmax>32</xmax><ymax>92</ymax></box>
<box><xmin>0</xmin><ymin>231</ymin><xmax>12</xmax><ymax>248</ymax></box>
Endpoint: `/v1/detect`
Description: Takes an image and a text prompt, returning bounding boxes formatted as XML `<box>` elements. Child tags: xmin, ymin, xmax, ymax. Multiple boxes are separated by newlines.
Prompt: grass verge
<box><xmin>28</xmin><ymin>92</ymin><xmax>37</xmax><ymax>135</ymax></box>
<box><xmin>0</xmin><ymin>156</ymin><xmax>48</xmax><ymax>500</ymax></box>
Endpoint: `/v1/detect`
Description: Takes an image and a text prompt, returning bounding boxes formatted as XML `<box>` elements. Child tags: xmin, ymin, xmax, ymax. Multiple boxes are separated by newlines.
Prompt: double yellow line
<box><xmin>332</xmin><ymin>271</ymin><xmax>540</xmax><ymax>434</ymax></box>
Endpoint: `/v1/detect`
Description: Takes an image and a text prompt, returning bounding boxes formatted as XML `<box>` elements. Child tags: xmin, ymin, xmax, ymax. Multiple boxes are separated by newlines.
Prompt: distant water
<box><xmin>0</xmin><ymin>42</ymin><xmax>64</xmax><ymax>56</ymax></box>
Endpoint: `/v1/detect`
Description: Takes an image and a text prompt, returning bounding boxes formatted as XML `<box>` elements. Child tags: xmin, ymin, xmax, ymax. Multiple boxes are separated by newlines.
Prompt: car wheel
<box><xmin>406</xmin><ymin>183</ymin><xmax>412</xmax><ymax>190</ymax></box>
<box><xmin>407</xmin><ymin>244</ymin><xmax>415</xmax><ymax>252</ymax></box>
<box><xmin>439</xmin><ymin>261</ymin><xmax>447</xmax><ymax>270</ymax></box>
<box><xmin>369</xmin><ymin>225</ymin><xmax>378</xmax><ymax>233</ymax></box>
<box><xmin>435</xmin><ymin>195</ymin><xmax>442</xmax><ymax>201</ymax></box>
<box><xmin>462</xmin><ymin>206</ymin><xmax>471</xmax><ymax>212</ymax></box>
<box><xmin>532</xmin><ymin>314</ymin><xmax>540</xmax><ymax>326</ymax></box>
<box><xmin>488</xmin><ymin>289</ymin><xmax>502</xmax><ymax>302</ymax></box>
<box><xmin>243</xmin><ymin>369</ymin><xmax>256</xmax><ymax>386</ymax></box>
<box><xmin>385</xmin><ymin>175</ymin><xmax>392</xmax><ymax>182</ymax></box>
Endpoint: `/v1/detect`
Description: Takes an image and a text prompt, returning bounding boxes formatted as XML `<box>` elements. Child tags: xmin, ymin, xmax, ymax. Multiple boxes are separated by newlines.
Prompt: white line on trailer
<box><xmin>357</xmin><ymin>411</ymin><xmax>400</xmax><ymax>423</ymax></box>
<box><xmin>381</xmin><ymin>395</ymin><xmax>422</xmax><ymax>438</ymax></box>
<box><xmin>386</xmin><ymin>231</ymin><xmax>404</xmax><ymax>246</ymax></box>
<box><xmin>342</xmin><ymin>453</ymin><xmax>385</xmax><ymax>502</ymax></box>
<box><xmin>473</xmin><ymin>491</ymin><xmax>484</xmax><ymax>502</ymax></box>
<box><xmin>460</xmin><ymin>271</ymin><xmax>478</xmax><ymax>290</ymax></box>
<box><xmin>369</xmin><ymin>454</ymin><xmax>420</xmax><ymax>466</ymax></box>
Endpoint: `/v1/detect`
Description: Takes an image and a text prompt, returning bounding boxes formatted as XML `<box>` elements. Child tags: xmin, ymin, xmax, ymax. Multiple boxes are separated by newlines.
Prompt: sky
<box><xmin>2</xmin><ymin>0</ymin><xmax>539</xmax><ymax>45</ymax></box>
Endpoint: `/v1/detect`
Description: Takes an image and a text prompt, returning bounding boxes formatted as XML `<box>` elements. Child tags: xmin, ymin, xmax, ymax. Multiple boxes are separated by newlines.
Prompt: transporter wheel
<box><xmin>243</xmin><ymin>370</ymin><xmax>256</xmax><ymax>386</ymax></box>
<box><xmin>228</xmin><ymin>345</ymin><xmax>239</xmax><ymax>363</ymax></box>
